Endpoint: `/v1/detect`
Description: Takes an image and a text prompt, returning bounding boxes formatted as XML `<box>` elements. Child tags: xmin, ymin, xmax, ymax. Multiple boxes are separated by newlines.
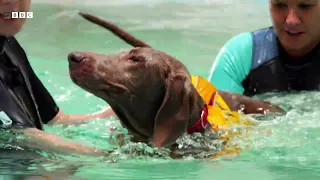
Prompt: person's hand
<box><xmin>95</xmin><ymin>107</ymin><xmax>117</xmax><ymax>119</ymax></box>
<box><xmin>48</xmin><ymin>107</ymin><xmax>117</xmax><ymax>125</ymax></box>
<box><xmin>16</xmin><ymin>128</ymin><xmax>112</xmax><ymax>157</ymax></box>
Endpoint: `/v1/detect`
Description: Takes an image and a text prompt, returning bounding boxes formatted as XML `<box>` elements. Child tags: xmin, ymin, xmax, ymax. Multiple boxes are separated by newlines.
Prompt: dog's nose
<box><xmin>68</xmin><ymin>52</ymin><xmax>85</xmax><ymax>63</ymax></box>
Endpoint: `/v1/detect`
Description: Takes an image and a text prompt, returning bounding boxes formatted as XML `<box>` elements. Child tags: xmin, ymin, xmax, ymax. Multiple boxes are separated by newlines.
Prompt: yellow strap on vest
<box><xmin>191</xmin><ymin>75</ymin><xmax>254</xmax><ymax>130</ymax></box>
<box><xmin>191</xmin><ymin>75</ymin><xmax>258</xmax><ymax>159</ymax></box>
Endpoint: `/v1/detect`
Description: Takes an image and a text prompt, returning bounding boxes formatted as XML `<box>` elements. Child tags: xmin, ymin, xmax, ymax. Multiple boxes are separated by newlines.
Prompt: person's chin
<box><xmin>280</xmin><ymin>36</ymin><xmax>306</xmax><ymax>49</ymax></box>
<box><xmin>281</xmin><ymin>41</ymin><xmax>311</xmax><ymax>58</ymax></box>
<box><xmin>0</xmin><ymin>26</ymin><xmax>23</xmax><ymax>37</ymax></box>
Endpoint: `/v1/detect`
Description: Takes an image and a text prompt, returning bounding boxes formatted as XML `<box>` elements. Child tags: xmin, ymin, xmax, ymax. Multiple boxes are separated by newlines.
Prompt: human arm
<box><xmin>0</xmin><ymin>100</ymin><xmax>107</xmax><ymax>156</ymax></box>
<box><xmin>218</xmin><ymin>90</ymin><xmax>285</xmax><ymax>114</ymax></box>
<box><xmin>0</xmin><ymin>108</ymin><xmax>108</xmax><ymax>156</ymax></box>
<box><xmin>207</xmin><ymin>32</ymin><xmax>253</xmax><ymax>94</ymax></box>
<box><xmin>13</xmin><ymin>127</ymin><xmax>107</xmax><ymax>156</ymax></box>
<box><xmin>48</xmin><ymin>106</ymin><xmax>116</xmax><ymax>125</ymax></box>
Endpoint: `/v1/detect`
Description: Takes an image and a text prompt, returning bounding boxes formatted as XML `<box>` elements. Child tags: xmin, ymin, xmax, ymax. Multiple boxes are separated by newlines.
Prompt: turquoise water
<box><xmin>2</xmin><ymin>0</ymin><xmax>320</xmax><ymax>179</ymax></box>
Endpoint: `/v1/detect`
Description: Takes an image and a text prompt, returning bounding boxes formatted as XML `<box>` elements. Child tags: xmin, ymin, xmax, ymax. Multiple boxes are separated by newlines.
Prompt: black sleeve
<box><xmin>27</xmin><ymin>65</ymin><xmax>60</xmax><ymax>124</ymax></box>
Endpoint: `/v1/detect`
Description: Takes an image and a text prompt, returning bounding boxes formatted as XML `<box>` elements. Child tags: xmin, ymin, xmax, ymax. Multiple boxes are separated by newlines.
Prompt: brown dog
<box><xmin>68</xmin><ymin>12</ymin><xmax>284</xmax><ymax>156</ymax></box>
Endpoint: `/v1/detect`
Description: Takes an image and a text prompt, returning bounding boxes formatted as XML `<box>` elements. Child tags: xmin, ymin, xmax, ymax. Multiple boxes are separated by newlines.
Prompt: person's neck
<box><xmin>286</xmin><ymin>49</ymin><xmax>312</xmax><ymax>59</ymax></box>
<box><xmin>285</xmin><ymin>42</ymin><xmax>320</xmax><ymax>60</ymax></box>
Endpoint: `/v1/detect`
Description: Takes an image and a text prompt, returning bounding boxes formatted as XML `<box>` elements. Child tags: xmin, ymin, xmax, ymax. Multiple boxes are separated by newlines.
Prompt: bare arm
<box><xmin>13</xmin><ymin>127</ymin><xmax>108</xmax><ymax>157</ymax></box>
<box><xmin>218</xmin><ymin>90</ymin><xmax>285</xmax><ymax>114</ymax></box>
<box><xmin>48</xmin><ymin>107</ymin><xmax>117</xmax><ymax>125</ymax></box>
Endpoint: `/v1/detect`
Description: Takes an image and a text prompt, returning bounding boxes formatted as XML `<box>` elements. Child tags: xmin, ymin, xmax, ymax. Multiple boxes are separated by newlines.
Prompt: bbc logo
<box><xmin>11</xmin><ymin>12</ymin><xmax>33</xmax><ymax>19</ymax></box>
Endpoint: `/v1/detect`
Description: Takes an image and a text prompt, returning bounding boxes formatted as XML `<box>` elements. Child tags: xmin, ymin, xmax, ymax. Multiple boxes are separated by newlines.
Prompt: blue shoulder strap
<box><xmin>251</xmin><ymin>27</ymin><xmax>279</xmax><ymax>70</ymax></box>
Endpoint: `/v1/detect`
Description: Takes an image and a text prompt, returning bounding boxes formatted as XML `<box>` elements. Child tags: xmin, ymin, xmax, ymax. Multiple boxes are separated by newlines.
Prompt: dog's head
<box><xmin>68</xmin><ymin>13</ymin><xmax>204</xmax><ymax>148</ymax></box>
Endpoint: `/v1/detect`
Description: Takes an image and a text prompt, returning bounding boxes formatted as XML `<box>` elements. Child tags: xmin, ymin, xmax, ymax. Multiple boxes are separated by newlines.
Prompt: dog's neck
<box><xmin>188</xmin><ymin>92</ymin><xmax>207</xmax><ymax>130</ymax></box>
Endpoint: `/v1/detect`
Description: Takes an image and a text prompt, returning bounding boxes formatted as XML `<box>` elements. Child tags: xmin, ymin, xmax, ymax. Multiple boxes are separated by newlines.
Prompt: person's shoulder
<box><xmin>223</xmin><ymin>32</ymin><xmax>253</xmax><ymax>49</ymax></box>
<box><xmin>207</xmin><ymin>31</ymin><xmax>254</xmax><ymax>94</ymax></box>
<box><xmin>214</xmin><ymin>31</ymin><xmax>253</xmax><ymax>64</ymax></box>
<box><xmin>223</xmin><ymin>26</ymin><xmax>274</xmax><ymax>49</ymax></box>
<box><xmin>231</xmin><ymin>31</ymin><xmax>253</xmax><ymax>40</ymax></box>
<box><xmin>5</xmin><ymin>36</ymin><xmax>28</xmax><ymax>58</ymax></box>
<box><xmin>6</xmin><ymin>36</ymin><xmax>24</xmax><ymax>49</ymax></box>
<box><xmin>213</xmin><ymin>32</ymin><xmax>253</xmax><ymax>65</ymax></box>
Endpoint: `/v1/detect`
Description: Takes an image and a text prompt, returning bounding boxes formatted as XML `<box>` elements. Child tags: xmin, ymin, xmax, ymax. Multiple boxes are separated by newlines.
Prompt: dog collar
<box><xmin>187</xmin><ymin>104</ymin><xmax>209</xmax><ymax>134</ymax></box>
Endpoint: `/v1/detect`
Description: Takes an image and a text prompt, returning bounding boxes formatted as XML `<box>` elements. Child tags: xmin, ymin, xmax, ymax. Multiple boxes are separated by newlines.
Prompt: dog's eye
<box><xmin>128</xmin><ymin>56</ymin><xmax>145</xmax><ymax>63</ymax></box>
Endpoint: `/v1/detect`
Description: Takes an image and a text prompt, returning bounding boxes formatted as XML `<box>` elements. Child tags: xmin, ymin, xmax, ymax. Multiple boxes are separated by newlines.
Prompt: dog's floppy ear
<box><xmin>152</xmin><ymin>74</ymin><xmax>191</xmax><ymax>148</ymax></box>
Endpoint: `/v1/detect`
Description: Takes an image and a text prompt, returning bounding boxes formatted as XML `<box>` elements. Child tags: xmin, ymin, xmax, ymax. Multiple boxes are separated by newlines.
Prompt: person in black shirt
<box><xmin>0</xmin><ymin>0</ymin><xmax>114</xmax><ymax>156</ymax></box>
